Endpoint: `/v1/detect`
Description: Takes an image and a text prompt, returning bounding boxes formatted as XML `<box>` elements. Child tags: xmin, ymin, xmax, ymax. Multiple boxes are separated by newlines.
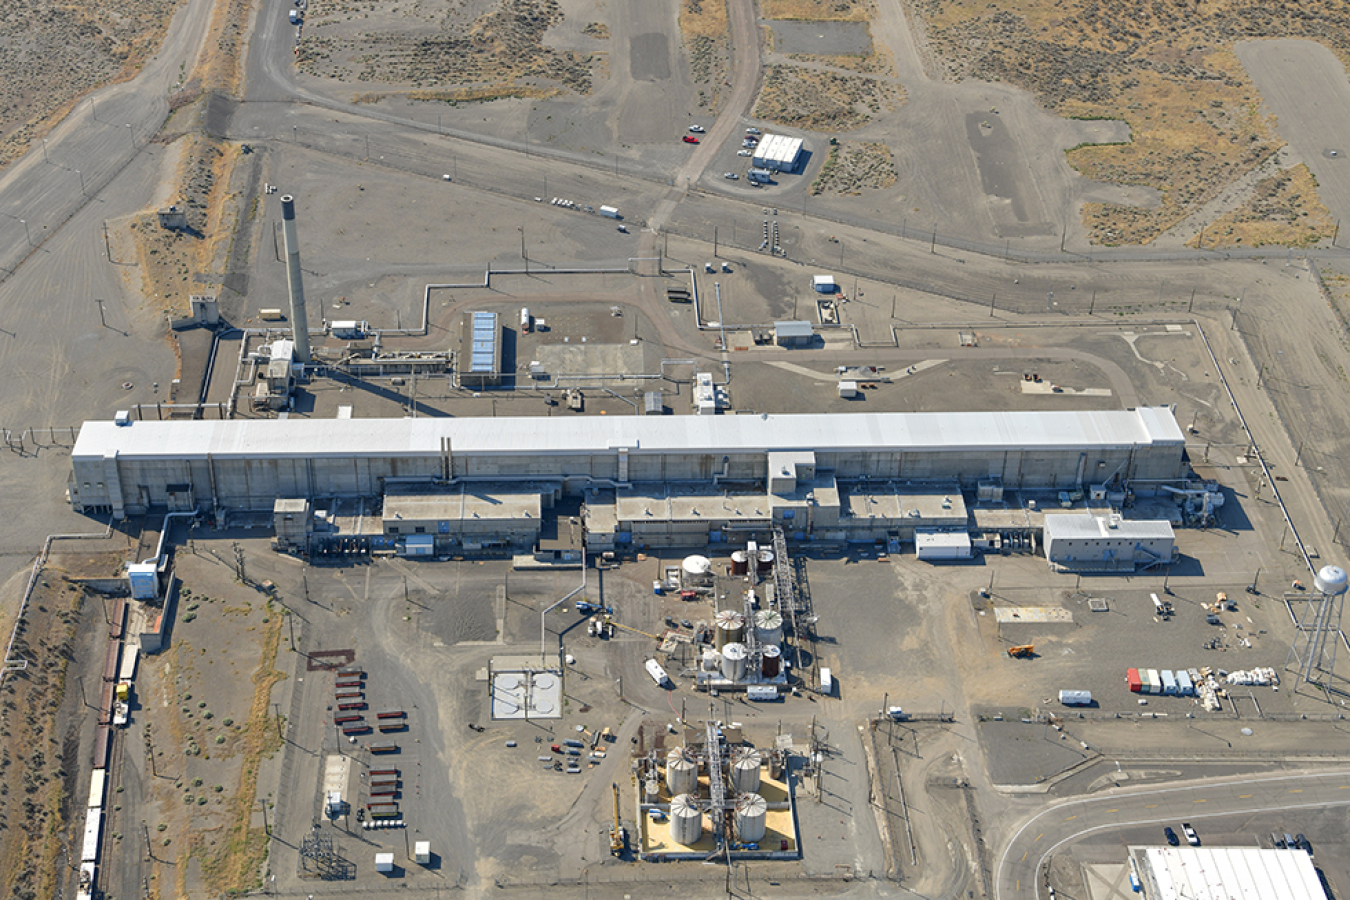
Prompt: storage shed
<box><xmin>915</xmin><ymin>531</ymin><xmax>972</xmax><ymax>560</ymax></box>
<box><xmin>774</xmin><ymin>320</ymin><xmax>814</xmax><ymax>347</ymax></box>
<box><xmin>751</xmin><ymin>134</ymin><xmax>804</xmax><ymax>172</ymax></box>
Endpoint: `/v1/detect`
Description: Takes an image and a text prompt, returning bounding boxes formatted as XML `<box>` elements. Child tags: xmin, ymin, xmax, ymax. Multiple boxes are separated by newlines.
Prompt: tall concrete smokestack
<box><xmin>280</xmin><ymin>194</ymin><xmax>311</xmax><ymax>362</ymax></box>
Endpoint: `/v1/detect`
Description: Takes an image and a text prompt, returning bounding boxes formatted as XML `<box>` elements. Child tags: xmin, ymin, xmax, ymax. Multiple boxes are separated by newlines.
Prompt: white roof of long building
<box><xmin>73</xmin><ymin>408</ymin><xmax>1182</xmax><ymax>462</ymax></box>
<box><xmin>1141</xmin><ymin>848</ymin><xmax>1325</xmax><ymax>900</ymax></box>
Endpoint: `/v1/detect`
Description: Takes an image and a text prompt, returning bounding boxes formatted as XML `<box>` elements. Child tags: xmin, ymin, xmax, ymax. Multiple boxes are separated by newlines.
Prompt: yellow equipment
<box><xmin>603</xmin><ymin>615</ymin><xmax>663</xmax><ymax>641</ymax></box>
<box><xmin>1008</xmin><ymin>645</ymin><xmax>1035</xmax><ymax>659</ymax></box>
<box><xmin>609</xmin><ymin>782</ymin><xmax>626</xmax><ymax>855</ymax></box>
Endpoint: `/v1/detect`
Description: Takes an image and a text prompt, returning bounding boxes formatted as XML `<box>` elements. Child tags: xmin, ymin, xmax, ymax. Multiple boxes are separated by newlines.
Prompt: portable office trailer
<box><xmin>1175</xmin><ymin>669</ymin><xmax>1193</xmax><ymax>696</ymax></box>
<box><xmin>1161</xmin><ymin>670</ymin><xmax>1177</xmax><ymax>695</ymax></box>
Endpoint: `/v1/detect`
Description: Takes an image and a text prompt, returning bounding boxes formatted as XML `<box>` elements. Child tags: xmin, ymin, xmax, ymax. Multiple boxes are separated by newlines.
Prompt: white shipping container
<box><xmin>82</xmin><ymin>810</ymin><xmax>103</xmax><ymax>862</ymax></box>
<box><xmin>1145</xmin><ymin>669</ymin><xmax>1161</xmax><ymax>694</ymax></box>
<box><xmin>1058</xmin><ymin>690</ymin><xmax>1092</xmax><ymax>706</ymax></box>
<box><xmin>1161</xmin><ymin>670</ymin><xmax>1177</xmax><ymax>695</ymax></box>
<box><xmin>599</xmin><ymin>206</ymin><xmax>620</xmax><ymax>219</ymax></box>
<box><xmin>820</xmin><ymin>667</ymin><xmax>833</xmax><ymax>696</ymax></box>
<box><xmin>87</xmin><ymin>770</ymin><xmax>106</xmax><ymax>809</ymax></box>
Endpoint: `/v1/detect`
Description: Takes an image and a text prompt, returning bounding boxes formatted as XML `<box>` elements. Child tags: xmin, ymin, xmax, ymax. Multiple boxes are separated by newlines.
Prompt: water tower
<box><xmin>1286</xmin><ymin>564</ymin><xmax>1347</xmax><ymax>687</ymax></box>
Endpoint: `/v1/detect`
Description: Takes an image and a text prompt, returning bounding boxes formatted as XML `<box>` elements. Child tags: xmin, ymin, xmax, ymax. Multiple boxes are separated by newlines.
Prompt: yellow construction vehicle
<box><xmin>609</xmin><ymin>782</ymin><xmax>626</xmax><ymax>856</ymax></box>
<box><xmin>1007</xmin><ymin>645</ymin><xmax>1035</xmax><ymax>659</ymax></box>
<box><xmin>603</xmin><ymin>615</ymin><xmax>663</xmax><ymax>641</ymax></box>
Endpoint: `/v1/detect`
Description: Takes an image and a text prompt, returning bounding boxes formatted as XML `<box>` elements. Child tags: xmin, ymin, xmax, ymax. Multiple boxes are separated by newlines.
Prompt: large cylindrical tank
<box><xmin>665</xmin><ymin>747</ymin><xmax>699</xmax><ymax>796</ymax></box>
<box><xmin>721</xmin><ymin>642</ymin><xmax>748</xmax><ymax>682</ymax></box>
<box><xmin>756</xmin><ymin>549</ymin><xmax>775</xmax><ymax>573</ymax></box>
<box><xmin>701</xmin><ymin>649</ymin><xmax>722</xmax><ymax>672</ymax></box>
<box><xmin>682</xmin><ymin>555</ymin><xmax>713</xmax><ymax>585</ymax></box>
<box><xmin>1315</xmin><ymin>565</ymin><xmax>1349</xmax><ymax>595</ymax></box>
<box><xmin>762</xmin><ymin>644</ymin><xmax>782</xmax><ymax>678</ymax></box>
<box><xmin>670</xmin><ymin>794</ymin><xmax>703</xmax><ymax>846</ymax></box>
<box><xmin>730</xmin><ymin>551</ymin><xmax>749</xmax><ymax>576</ymax></box>
<box><xmin>644</xmin><ymin>778</ymin><xmax>661</xmax><ymax>803</ymax></box>
<box><xmin>730</xmin><ymin>747</ymin><xmax>762</xmax><ymax>794</ymax></box>
<box><xmin>714</xmin><ymin>610</ymin><xmax>745</xmax><ymax>650</ymax></box>
<box><xmin>734</xmin><ymin>793</ymin><xmax>768</xmax><ymax>843</ymax></box>
<box><xmin>754</xmin><ymin>610</ymin><xmax>783</xmax><ymax>647</ymax></box>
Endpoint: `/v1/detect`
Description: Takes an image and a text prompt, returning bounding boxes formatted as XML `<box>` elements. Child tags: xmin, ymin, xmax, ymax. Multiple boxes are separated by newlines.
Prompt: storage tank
<box><xmin>761</xmin><ymin>644</ymin><xmax>782</xmax><ymax>678</ymax></box>
<box><xmin>734</xmin><ymin>793</ymin><xmax>768</xmax><ymax>843</ymax></box>
<box><xmin>756</xmin><ymin>549</ymin><xmax>775</xmax><ymax>573</ymax></box>
<box><xmin>665</xmin><ymin>747</ymin><xmax>699</xmax><ymax>796</ymax></box>
<box><xmin>730</xmin><ymin>747</ymin><xmax>762</xmax><ymax>794</ymax></box>
<box><xmin>701</xmin><ymin>649</ymin><xmax>722</xmax><ymax>672</ymax></box>
<box><xmin>721</xmin><ymin>642</ymin><xmax>748</xmax><ymax>682</ymax></box>
<box><xmin>644</xmin><ymin>778</ymin><xmax>661</xmax><ymax>803</ymax></box>
<box><xmin>730</xmin><ymin>551</ymin><xmax>749</xmax><ymax>576</ymax></box>
<box><xmin>670</xmin><ymin>793</ymin><xmax>703</xmax><ymax>846</ymax></box>
<box><xmin>682</xmin><ymin>555</ymin><xmax>713</xmax><ymax>585</ymax></box>
<box><xmin>714</xmin><ymin>610</ymin><xmax>745</xmax><ymax>650</ymax></box>
<box><xmin>754</xmin><ymin>610</ymin><xmax>783</xmax><ymax>647</ymax></box>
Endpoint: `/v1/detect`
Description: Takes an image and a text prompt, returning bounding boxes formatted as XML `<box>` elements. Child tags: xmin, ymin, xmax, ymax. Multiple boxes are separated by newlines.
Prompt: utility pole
<box><xmin>95</xmin><ymin>299</ymin><xmax>106</xmax><ymax>327</ymax></box>
<box><xmin>232</xmin><ymin>542</ymin><xmax>247</xmax><ymax>583</ymax></box>
<box><xmin>260</xmin><ymin>798</ymin><xmax>269</xmax><ymax>835</ymax></box>
<box><xmin>142</xmin><ymin>821</ymin><xmax>153</xmax><ymax>861</ymax></box>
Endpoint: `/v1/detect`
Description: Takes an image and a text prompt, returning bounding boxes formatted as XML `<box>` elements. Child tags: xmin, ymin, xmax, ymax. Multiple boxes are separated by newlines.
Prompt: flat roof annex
<box><xmin>1140</xmin><ymin>847</ymin><xmax>1326</xmax><ymax>900</ymax></box>
<box><xmin>73</xmin><ymin>408</ymin><xmax>1183</xmax><ymax>463</ymax></box>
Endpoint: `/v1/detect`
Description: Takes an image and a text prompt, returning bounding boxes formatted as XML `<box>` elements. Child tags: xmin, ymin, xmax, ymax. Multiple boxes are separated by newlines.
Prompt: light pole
<box><xmin>95</xmin><ymin>299</ymin><xmax>106</xmax><ymax>327</ymax></box>
<box><xmin>19</xmin><ymin>219</ymin><xmax>31</xmax><ymax>246</ymax></box>
<box><xmin>41</xmin><ymin>139</ymin><xmax>49</xmax><ymax>164</ymax></box>
<box><xmin>76</xmin><ymin>170</ymin><xmax>85</xmax><ymax>195</ymax></box>
<box><xmin>125</xmin><ymin>123</ymin><xmax>133</xmax><ymax>149</ymax></box>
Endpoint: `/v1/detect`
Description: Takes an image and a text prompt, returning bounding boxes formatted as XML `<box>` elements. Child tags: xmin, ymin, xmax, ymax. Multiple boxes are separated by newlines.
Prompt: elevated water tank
<box><xmin>730</xmin><ymin>551</ymin><xmax>749</xmax><ymax>576</ymax></box>
<box><xmin>714</xmin><ymin>610</ymin><xmax>745</xmax><ymax>650</ymax></box>
<box><xmin>762</xmin><ymin>644</ymin><xmax>782</xmax><ymax>678</ymax></box>
<box><xmin>670</xmin><ymin>793</ymin><xmax>703</xmax><ymax>846</ymax></box>
<box><xmin>1315</xmin><ymin>565</ymin><xmax>1348</xmax><ymax>595</ymax></box>
<box><xmin>734</xmin><ymin>792</ymin><xmax>768</xmax><ymax>843</ymax></box>
<box><xmin>665</xmin><ymin>747</ymin><xmax>699</xmax><ymax>796</ymax></box>
<box><xmin>702</xmin><ymin>649</ymin><xmax>722</xmax><ymax>672</ymax></box>
<box><xmin>730</xmin><ymin>746</ymin><xmax>762</xmax><ymax>794</ymax></box>
<box><xmin>721</xmin><ymin>642</ymin><xmax>748</xmax><ymax>682</ymax></box>
<box><xmin>754</xmin><ymin>609</ymin><xmax>783</xmax><ymax>647</ymax></box>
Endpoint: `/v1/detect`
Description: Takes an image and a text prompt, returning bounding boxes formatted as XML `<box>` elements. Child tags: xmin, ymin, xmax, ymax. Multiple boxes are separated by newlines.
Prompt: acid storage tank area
<box><xmin>730</xmin><ymin>747</ymin><xmax>762</xmax><ymax>793</ymax></box>
<box><xmin>762</xmin><ymin>644</ymin><xmax>782</xmax><ymax>678</ymax></box>
<box><xmin>721</xmin><ymin>643</ymin><xmax>748</xmax><ymax>682</ymax></box>
<box><xmin>665</xmin><ymin>748</ymin><xmax>699</xmax><ymax>795</ymax></box>
<box><xmin>754</xmin><ymin>610</ymin><xmax>783</xmax><ymax>646</ymax></box>
<box><xmin>735</xmin><ymin>793</ymin><xmax>768</xmax><ymax>843</ymax></box>
<box><xmin>714</xmin><ymin>610</ymin><xmax>745</xmax><ymax>650</ymax></box>
<box><xmin>670</xmin><ymin>794</ymin><xmax>704</xmax><ymax>846</ymax></box>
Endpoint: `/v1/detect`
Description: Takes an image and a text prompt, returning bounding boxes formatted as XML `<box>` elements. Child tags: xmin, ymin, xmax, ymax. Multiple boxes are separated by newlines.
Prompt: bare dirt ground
<box><xmin>0</xmin><ymin>0</ymin><xmax>182</xmax><ymax>170</ymax></box>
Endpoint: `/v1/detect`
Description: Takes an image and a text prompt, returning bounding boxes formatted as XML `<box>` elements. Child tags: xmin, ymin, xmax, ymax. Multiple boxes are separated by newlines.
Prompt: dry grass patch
<box><xmin>354</xmin><ymin>86</ymin><xmax>562</xmax><ymax>104</ymax></box>
<box><xmin>1188</xmin><ymin>164</ymin><xmax>1334</xmax><ymax>249</ymax></box>
<box><xmin>911</xmin><ymin>0</ymin><xmax>1350</xmax><ymax>244</ymax></box>
<box><xmin>299</xmin><ymin>0</ymin><xmax>595</xmax><ymax>96</ymax></box>
<box><xmin>790</xmin><ymin>44</ymin><xmax>896</xmax><ymax>77</ymax></box>
<box><xmin>680</xmin><ymin>0</ymin><xmax>731</xmax><ymax>110</ymax></box>
<box><xmin>762</xmin><ymin>0</ymin><xmax>869</xmax><ymax>22</ymax></box>
<box><xmin>811</xmin><ymin>140</ymin><xmax>898</xmax><ymax>194</ymax></box>
<box><xmin>0</xmin><ymin>0</ymin><xmax>181</xmax><ymax>171</ymax></box>
<box><xmin>755</xmin><ymin>65</ymin><xmax>904</xmax><ymax>131</ymax></box>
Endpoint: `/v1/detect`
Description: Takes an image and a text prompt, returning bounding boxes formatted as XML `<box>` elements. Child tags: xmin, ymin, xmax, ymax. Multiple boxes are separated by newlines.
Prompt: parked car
<box><xmin>682</xmin><ymin>135</ymin><xmax>699</xmax><ymax>144</ymax></box>
<box><xmin>737</xmin><ymin>149</ymin><xmax>752</xmax><ymax>156</ymax></box>
<box><xmin>1164</xmin><ymin>827</ymin><xmax>1179</xmax><ymax>846</ymax></box>
<box><xmin>723</xmin><ymin>172</ymin><xmax>738</xmax><ymax>180</ymax></box>
<box><xmin>689</xmin><ymin>125</ymin><xmax>706</xmax><ymax>133</ymax></box>
<box><xmin>1297</xmin><ymin>834</ymin><xmax>1313</xmax><ymax>856</ymax></box>
<box><xmin>745</xmin><ymin>127</ymin><xmax>761</xmax><ymax>135</ymax></box>
<box><xmin>1181</xmin><ymin>823</ymin><xmax>1200</xmax><ymax>846</ymax></box>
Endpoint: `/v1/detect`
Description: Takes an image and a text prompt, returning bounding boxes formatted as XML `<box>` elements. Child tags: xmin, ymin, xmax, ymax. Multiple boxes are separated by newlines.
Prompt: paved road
<box><xmin>995</xmin><ymin>769</ymin><xmax>1350</xmax><ymax>900</ymax></box>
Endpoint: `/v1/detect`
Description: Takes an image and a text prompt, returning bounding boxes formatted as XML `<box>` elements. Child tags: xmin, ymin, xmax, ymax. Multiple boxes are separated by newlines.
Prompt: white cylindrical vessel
<box><xmin>665</xmin><ymin>747</ymin><xmax>699</xmax><ymax>796</ymax></box>
<box><xmin>702</xmin><ymin>648</ymin><xmax>722</xmax><ymax>672</ymax></box>
<box><xmin>720</xmin><ymin>642</ymin><xmax>748</xmax><ymax>682</ymax></box>
<box><xmin>644</xmin><ymin>779</ymin><xmax>661</xmax><ymax>803</ymax></box>
<box><xmin>754</xmin><ymin>609</ymin><xmax>783</xmax><ymax>647</ymax></box>
<box><xmin>670</xmin><ymin>793</ymin><xmax>703</xmax><ymax>846</ymax></box>
<box><xmin>730</xmin><ymin>747</ymin><xmax>762</xmax><ymax>794</ymax></box>
<box><xmin>734</xmin><ymin>792</ymin><xmax>768</xmax><ymax>843</ymax></box>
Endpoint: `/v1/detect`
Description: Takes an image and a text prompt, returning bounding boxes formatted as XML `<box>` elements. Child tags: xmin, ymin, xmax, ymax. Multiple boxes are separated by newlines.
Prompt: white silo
<box><xmin>754</xmin><ymin>609</ymin><xmax>783</xmax><ymax>647</ymax></box>
<box><xmin>720</xmin><ymin>642</ymin><xmax>748</xmax><ymax>682</ymax></box>
<box><xmin>734</xmin><ymin>792</ymin><xmax>768</xmax><ymax>843</ymax></box>
<box><xmin>644</xmin><ymin>778</ymin><xmax>661</xmax><ymax>803</ymax></box>
<box><xmin>669</xmin><ymin>793</ymin><xmax>703</xmax><ymax>846</ymax></box>
<box><xmin>730</xmin><ymin>746</ymin><xmax>762</xmax><ymax>794</ymax></box>
<box><xmin>714</xmin><ymin>610</ymin><xmax>745</xmax><ymax>650</ymax></box>
<box><xmin>702</xmin><ymin>648</ymin><xmax>722</xmax><ymax>672</ymax></box>
<box><xmin>682</xmin><ymin>554</ymin><xmax>713</xmax><ymax>586</ymax></box>
<box><xmin>665</xmin><ymin>747</ymin><xmax>699</xmax><ymax>796</ymax></box>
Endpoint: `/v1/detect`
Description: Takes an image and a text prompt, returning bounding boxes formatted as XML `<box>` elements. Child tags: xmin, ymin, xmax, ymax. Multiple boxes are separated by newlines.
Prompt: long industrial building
<box><xmin>68</xmin><ymin>407</ymin><xmax>1187</xmax><ymax>551</ymax></box>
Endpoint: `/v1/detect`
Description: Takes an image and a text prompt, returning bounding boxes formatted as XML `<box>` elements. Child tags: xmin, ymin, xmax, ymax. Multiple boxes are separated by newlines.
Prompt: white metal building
<box><xmin>752</xmin><ymin>134</ymin><xmax>804</xmax><ymax>172</ymax></box>
<box><xmin>1043</xmin><ymin>512</ymin><xmax>1175</xmax><ymax>572</ymax></box>
<box><xmin>1133</xmin><ymin>847</ymin><xmax>1325</xmax><ymax>900</ymax></box>
<box><xmin>68</xmin><ymin>408</ymin><xmax>1187</xmax><ymax>529</ymax></box>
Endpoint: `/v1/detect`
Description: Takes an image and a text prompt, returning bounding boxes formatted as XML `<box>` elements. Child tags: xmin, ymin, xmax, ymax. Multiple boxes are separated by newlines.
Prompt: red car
<box><xmin>682</xmin><ymin>135</ymin><xmax>699</xmax><ymax>144</ymax></box>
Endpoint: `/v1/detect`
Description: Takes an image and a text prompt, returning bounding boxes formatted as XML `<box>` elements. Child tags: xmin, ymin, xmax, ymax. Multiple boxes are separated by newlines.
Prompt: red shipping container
<box><xmin>1126</xmin><ymin>668</ymin><xmax>1142</xmax><ymax>693</ymax></box>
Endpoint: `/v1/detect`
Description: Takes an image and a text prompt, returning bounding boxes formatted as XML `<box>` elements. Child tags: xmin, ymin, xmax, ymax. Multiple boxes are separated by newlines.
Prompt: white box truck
<box><xmin>820</xmin><ymin>667</ymin><xmax>833</xmax><ymax>696</ymax></box>
<box><xmin>289</xmin><ymin>9</ymin><xmax>300</xmax><ymax>24</ymax></box>
<box><xmin>599</xmin><ymin>206</ymin><xmax>620</xmax><ymax>219</ymax></box>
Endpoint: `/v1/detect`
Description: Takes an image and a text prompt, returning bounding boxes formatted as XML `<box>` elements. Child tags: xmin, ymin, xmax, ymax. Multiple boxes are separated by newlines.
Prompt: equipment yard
<box><xmin>5</xmin><ymin>0</ymin><xmax>1350</xmax><ymax>899</ymax></box>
